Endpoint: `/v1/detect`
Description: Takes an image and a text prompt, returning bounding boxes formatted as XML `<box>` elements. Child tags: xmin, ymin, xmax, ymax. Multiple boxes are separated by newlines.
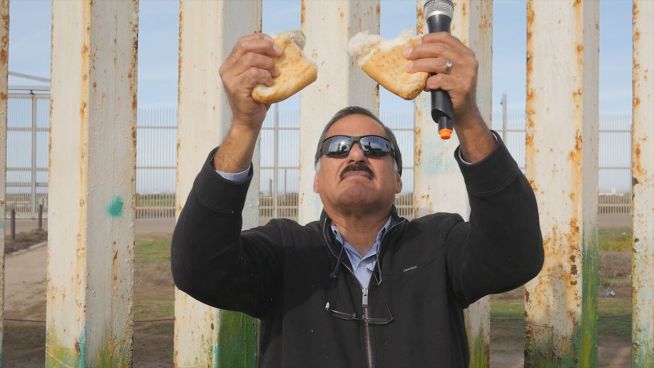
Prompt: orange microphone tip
<box><xmin>439</xmin><ymin>128</ymin><xmax>452</xmax><ymax>140</ymax></box>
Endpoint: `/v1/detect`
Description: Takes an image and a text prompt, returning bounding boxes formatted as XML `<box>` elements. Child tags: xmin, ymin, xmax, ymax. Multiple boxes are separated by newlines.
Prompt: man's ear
<box><xmin>313</xmin><ymin>172</ymin><xmax>319</xmax><ymax>193</ymax></box>
<box><xmin>395</xmin><ymin>173</ymin><xmax>402</xmax><ymax>194</ymax></box>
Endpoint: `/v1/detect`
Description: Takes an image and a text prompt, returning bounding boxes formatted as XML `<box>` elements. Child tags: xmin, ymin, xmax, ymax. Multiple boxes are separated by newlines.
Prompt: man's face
<box><xmin>313</xmin><ymin>114</ymin><xmax>402</xmax><ymax>217</ymax></box>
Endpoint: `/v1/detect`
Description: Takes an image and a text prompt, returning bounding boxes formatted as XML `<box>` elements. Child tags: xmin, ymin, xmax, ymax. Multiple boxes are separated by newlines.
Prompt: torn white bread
<box><xmin>251</xmin><ymin>30</ymin><xmax>318</xmax><ymax>104</ymax></box>
<box><xmin>347</xmin><ymin>30</ymin><xmax>427</xmax><ymax>100</ymax></box>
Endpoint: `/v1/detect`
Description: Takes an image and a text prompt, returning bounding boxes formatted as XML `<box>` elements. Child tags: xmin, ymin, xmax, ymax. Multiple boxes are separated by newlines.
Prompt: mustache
<box><xmin>341</xmin><ymin>162</ymin><xmax>374</xmax><ymax>179</ymax></box>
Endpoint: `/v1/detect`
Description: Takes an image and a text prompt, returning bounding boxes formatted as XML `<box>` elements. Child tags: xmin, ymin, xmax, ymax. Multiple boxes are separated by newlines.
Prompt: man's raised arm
<box><xmin>171</xmin><ymin>33</ymin><xmax>284</xmax><ymax>317</ymax></box>
<box><xmin>214</xmin><ymin>33</ymin><xmax>282</xmax><ymax>172</ymax></box>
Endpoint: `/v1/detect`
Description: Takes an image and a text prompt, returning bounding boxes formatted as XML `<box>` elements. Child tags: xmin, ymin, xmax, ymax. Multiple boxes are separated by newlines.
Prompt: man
<box><xmin>172</xmin><ymin>32</ymin><xmax>543</xmax><ymax>367</ymax></box>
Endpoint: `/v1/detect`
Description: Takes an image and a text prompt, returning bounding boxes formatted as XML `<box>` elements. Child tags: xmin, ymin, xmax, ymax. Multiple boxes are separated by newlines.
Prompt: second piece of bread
<box><xmin>348</xmin><ymin>31</ymin><xmax>427</xmax><ymax>100</ymax></box>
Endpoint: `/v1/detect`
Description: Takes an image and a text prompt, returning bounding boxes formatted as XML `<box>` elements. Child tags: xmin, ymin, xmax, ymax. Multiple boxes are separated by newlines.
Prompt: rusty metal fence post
<box><xmin>298</xmin><ymin>0</ymin><xmax>380</xmax><ymax>223</ymax></box>
<box><xmin>524</xmin><ymin>1</ymin><xmax>600</xmax><ymax>366</ymax></box>
<box><xmin>631</xmin><ymin>0</ymin><xmax>654</xmax><ymax>366</ymax></box>
<box><xmin>0</xmin><ymin>0</ymin><xmax>8</xmax><ymax>362</ymax></box>
<box><xmin>174</xmin><ymin>1</ymin><xmax>261</xmax><ymax>366</ymax></box>
<box><xmin>414</xmin><ymin>1</ymin><xmax>493</xmax><ymax>366</ymax></box>
<box><xmin>45</xmin><ymin>0</ymin><xmax>138</xmax><ymax>365</ymax></box>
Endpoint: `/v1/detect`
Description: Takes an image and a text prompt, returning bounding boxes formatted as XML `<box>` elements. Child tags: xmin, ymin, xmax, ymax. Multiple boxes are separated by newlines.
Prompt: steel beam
<box><xmin>297</xmin><ymin>0</ymin><xmax>380</xmax><ymax>223</ymax></box>
<box><xmin>524</xmin><ymin>1</ymin><xmax>600</xmax><ymax>366</ymax></box>
<box><xmin>414</xmin><ymin>1</ymin><xmax>493</xmax><ymax>366</ymax></box>
<box><xmin>0</xmin><ymin>1</ymin><xmax>8</xmax><ymax>365</ymax></box>
<box><xmin>175</xmin><ymin>1</ymin><xmax>261</xmax><ymax>366</ymax></box>
<box><xmin>631</xmin><ymin>0</ymin><xmax>654</xmax><ymax>366</ymax></box>
<box><xmin>46</xmin><ymin>0</ymin><xmax>138</xmax><ymax>366</ymax></box>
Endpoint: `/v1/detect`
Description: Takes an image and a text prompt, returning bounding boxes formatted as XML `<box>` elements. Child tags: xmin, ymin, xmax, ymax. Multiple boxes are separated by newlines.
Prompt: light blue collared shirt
<box><xmin>330</xmin><ymin>217</ymin><xmax>391</xmax><ymax>288</ymax></box>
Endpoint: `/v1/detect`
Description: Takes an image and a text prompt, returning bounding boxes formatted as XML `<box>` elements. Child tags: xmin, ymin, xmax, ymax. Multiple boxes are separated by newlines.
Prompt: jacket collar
<box><xmin>320</xmin><ymin>206</ymin><xmax>405</xmax><ymax>261</ymax></box>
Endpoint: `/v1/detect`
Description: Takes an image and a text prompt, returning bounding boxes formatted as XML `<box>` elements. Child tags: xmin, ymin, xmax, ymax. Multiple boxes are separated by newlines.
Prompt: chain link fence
<box><xmin>6</xmin><ymin>93</ymin><xmax>632</xmax><ymax>221</ymax></box>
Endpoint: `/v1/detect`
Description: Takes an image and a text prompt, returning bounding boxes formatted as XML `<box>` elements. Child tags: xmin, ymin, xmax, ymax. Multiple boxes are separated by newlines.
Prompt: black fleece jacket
<box><xmin>171</xmin><ymin>135</ymin><xmax>543</xmax><ymax>368</ymax></box>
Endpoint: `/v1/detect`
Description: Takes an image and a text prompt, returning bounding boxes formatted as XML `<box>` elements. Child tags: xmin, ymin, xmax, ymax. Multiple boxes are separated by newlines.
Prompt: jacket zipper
<box><xmin>322</xmin><ymin>216</ymin><xmax>406</xmax><ymax>368</ymax></box>
<box><xmin>362</xmin><ymin>287</ymin><xmax>374</xmax><ymax>368</ymax></box>
<box><xmin>361</xmin><ymin>219</ymin><xmax>404</xmax><ymax>368</ymax></box>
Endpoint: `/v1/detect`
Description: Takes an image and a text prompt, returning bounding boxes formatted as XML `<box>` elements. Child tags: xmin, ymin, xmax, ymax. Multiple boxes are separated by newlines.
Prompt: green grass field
<box><xmin>490</xmin><ymin>297</ymin><xmax>631</xmax><ymax>339</ymax></box>
<box><xmin>134</xmin><ymin>235</ymin><xmax>175</xmax><ymax>320</ymax></box>
<box><xmin>599</xmin><ymin>227</ymin><xmax>632</xmax><ymax>251</ymax></box>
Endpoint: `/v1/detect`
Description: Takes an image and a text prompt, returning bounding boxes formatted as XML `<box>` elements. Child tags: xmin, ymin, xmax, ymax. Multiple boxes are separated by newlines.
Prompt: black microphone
<box><xmin>424</xmin><ymin>0</ymin><xmax>454</xmax><ymax>140</ymax></box>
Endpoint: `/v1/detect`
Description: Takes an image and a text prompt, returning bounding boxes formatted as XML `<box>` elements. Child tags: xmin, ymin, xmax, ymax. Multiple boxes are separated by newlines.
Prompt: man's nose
<box><xmin>347</xmin><ymin>142</ymin><xmax>367</xmax><ymax>161</ymax></box>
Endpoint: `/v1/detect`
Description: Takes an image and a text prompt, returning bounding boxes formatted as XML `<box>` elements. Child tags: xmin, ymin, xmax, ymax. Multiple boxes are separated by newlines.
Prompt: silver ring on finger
<box><xmin>444</xmin><ymin>59</ymin><xmax>454</xmax><ymax>74</ymax></box>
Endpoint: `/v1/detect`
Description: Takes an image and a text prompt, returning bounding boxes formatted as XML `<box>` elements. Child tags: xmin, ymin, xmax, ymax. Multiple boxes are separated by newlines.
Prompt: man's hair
<box><xmin>313</xmin><ymin>106</ymin><xmax>403</xmax><ymax>176</ymax></box>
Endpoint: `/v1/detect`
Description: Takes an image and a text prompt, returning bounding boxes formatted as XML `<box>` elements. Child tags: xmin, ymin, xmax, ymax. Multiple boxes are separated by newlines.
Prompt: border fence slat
<box><xmin>414</xmin><ymin>1</ymin><xmax>493</xmax><ymax>366</ymax></box>
<box><xmin>524</xmin><ymin>1</ymin><xmax>600</xmax><ymax>366</ymax></box>
<box><xmin>0</xmin><ymin>0</ymin><xmax>9</xmax><ymax>362</ymax></box>
<box><xmin>174</xmin><ymin>1</ymin><xmax>261</xmax><ymax>366</ymax></box>
<box><xmin>46</xmin><ymin>0</ymin><xmax>138</xmax><ymax>365</ymax></box>
<box><xmin>631</xmin><ymin>0</ymin><xmax>654</xmax><ymax>366</ymax></box>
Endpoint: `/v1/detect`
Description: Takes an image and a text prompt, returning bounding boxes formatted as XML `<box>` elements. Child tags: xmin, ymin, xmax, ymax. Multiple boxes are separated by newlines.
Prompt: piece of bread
<box><xmin>348</xmin><ymin>30</ymin><xmax>427</xmax><ymax>100</ymax></box>
<box><xmin>252</xmin><ymin>31</ymin><xmax>318</xmax><ymax>104</ymax></box>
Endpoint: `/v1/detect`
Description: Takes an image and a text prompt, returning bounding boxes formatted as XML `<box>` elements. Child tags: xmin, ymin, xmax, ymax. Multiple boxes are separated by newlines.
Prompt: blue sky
<box><xmin>9</xmin><ymin>0</ymin><xmax>633</xmax><ymax>114</ymax></box>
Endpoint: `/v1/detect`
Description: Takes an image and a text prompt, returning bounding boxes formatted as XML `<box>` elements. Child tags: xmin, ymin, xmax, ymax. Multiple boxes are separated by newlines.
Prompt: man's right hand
<box><xmin>219</xmin><ymin>33</ymin><xmax>282</xmax><ymax>132</ymax></box>
<box><xmin>214</xmin><ymin>33</ymin><xmax>282</xmax><ymax>172</ymax></box>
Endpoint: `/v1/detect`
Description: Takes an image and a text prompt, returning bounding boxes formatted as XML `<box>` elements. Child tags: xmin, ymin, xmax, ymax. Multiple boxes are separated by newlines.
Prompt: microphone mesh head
<box><xmin>424</xmin><ymin>0</ymin><xmax>454</xmax><ymax>18</ymax></box>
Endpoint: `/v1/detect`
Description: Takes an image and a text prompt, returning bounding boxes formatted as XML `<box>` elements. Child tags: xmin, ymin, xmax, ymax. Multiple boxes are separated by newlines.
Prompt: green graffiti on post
<box><xmin>525</xmin><ymin>224</ymin><xmax>599</xmax><ymax>368</ymax></box>
<box><xmin>525</xmin><ymin>337</ymin><xmax>565</xmax><ymax>368</ymax></box>
<box><xmin>45</xmin><ymin>330</ymin><xmax>131</xmax><ymax>368</ymax></box>
<box><xmin>216</xmin><ymin>311</ymin><xmax>258</xmax><ymax>368</ymax></box>
<box><xmin>576</xmin><ymin>225</ymin><xmax>598</xmax><ymax>367</ymax></box>
<box><xmin>107</xmin><ymin>196</ymin><xmax>124</xmax><ymax>218</ymax></box>
<box><xmin>45</xmin><ymin>331</ymin><xmax>84</xmax><ymax>368</ymax></box>
<box><xmin>468</xmin><ymin>333</ymin><xmax>489</xmax><ymax>368</ymax></box>
<box><xmin>634</xmin><ymin>349</ymin><xmax>654</xmax><ymax>368</ymax></box>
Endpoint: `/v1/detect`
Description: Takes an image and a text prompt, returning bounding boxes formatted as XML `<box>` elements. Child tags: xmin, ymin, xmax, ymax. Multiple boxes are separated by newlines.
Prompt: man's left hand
<box><xmin>404</xmin><ymin>32</ymin><xmax>481</xmax><ymax>125</ymax></box>
<box><xmin>405</xmin><ymin>32</ymin><xmax>496</xmax><ymax>163</ymax></box>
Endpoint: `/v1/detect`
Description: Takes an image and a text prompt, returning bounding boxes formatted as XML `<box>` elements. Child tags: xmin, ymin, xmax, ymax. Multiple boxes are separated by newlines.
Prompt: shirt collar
<box><xmin>330</xmin><ymin>217</ymin><xmax>392</xmax><ymax>260</ymax></box>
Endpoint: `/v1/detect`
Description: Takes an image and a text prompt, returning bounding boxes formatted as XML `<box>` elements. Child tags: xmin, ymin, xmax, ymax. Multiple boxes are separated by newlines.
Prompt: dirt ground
<box><xmin>3</xmin><ymin>220</ymin><xmax>633</xmax><ymax>367</ymax></box>
<box><xmin>4</xmin><ymin>228</ymin><xmax>48</xmax><ymax>254</ymax></box>
<box><xmin>4</xmin><ymin>230</ymin><xmax>175</xmax><ymax>367</ymax></box>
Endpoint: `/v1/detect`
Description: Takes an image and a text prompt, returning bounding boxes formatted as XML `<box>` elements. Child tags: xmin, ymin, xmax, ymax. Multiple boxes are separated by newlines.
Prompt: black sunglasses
<box><xmin>319</xmin><ymin>135</ymin><xmax>395</xmax><ymax>158</ymax></box>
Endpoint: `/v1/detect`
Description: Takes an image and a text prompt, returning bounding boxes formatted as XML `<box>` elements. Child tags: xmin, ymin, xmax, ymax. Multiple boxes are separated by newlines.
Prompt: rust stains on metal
<box><xmin>0</xmin><ymin>25</ymin><xmax>7</xmax><ymax>65</ymax></box>
<box><xmin>525</xmin><ymin>3</ymin><xmax>535</xmax><ymax>97</ymax></box>
<box><xmin>572</xmin><ymin>88</ymin><xmax>582</xmax><ymax>111</ymax></box>
<box><xmin>525</xmin><ymin>289</ymin><xmax>530</xmax><ymax>303</ymax></box>
<box><xmin>526</xmin><ymin>86</ymin><xmax>536</xmax><ymax>101</ymax></box>
<box><xmin>79</xmin><ymin>101</ymin><xmax>88</xmax><ymax>123</ymax></box>
<box><xmin>526</xmin><ymin>2</ymin><xmax>535</xmax><ymax>41</ymax></box>
<box><xmin>414</xmin><ymin>125</ymin><xmax>422</xmax><ymax>167</ymax></box>
<box><xmin>576</xmin><ymin>43</ymin><xmax>584</xmax><ymax>71</ymax></box>
<box><xmin>131</xmin><ymin>126</ymin><xmax>137</xmax><ymax>159</ymax></box>
<box><xmin>300</xmin><ymin>0</ymin><xmax>306</xmax><ymax>26</ymax></box>
<box><xmin>525</xmin><ymin>1</ymin><xmax>536</xmax><ymax>180</ymax></box>
<box><xmin>633</xmin><ymin>142</ymin><xmax>643</xmax><ymax>177</ymax></box>
<box><xmin>416</xmin><ymin>1</ymin><xmax>425</xmax><ymax>34</ymax></box>
<box><xmin>632</xmin><ymin>176</ymin><xmax>640</xmax><ymax>186</ymax></box>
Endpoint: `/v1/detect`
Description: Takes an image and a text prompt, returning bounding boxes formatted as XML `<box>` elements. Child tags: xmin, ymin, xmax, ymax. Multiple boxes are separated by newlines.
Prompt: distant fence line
<box><xmin>6</xmin><ymin>97</ymin><xmax>632</xmax><ymax>220</ymax></box>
